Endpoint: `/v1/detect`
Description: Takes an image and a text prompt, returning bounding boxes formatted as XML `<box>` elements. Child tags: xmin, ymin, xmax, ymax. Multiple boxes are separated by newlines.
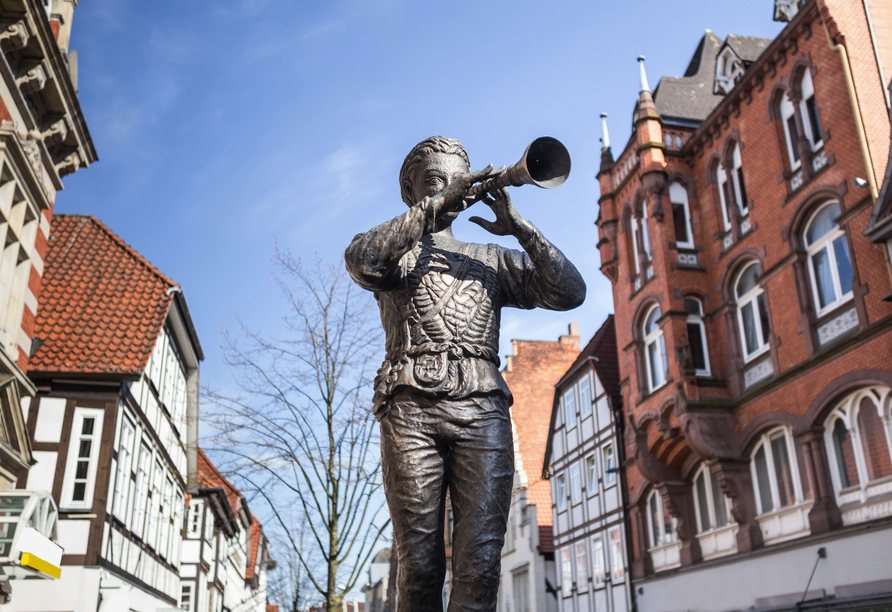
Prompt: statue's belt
<box><xmin>405</xmin><ymin>341</ymin><xmax>499</xmax><ymax>365</ymax></box>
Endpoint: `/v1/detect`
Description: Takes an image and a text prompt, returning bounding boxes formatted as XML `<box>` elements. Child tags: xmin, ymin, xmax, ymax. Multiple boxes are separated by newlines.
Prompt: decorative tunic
<box><xmin>345</xmin><ymin>197</ymin><xmax>585</xmax><ymax>416</ymax></box>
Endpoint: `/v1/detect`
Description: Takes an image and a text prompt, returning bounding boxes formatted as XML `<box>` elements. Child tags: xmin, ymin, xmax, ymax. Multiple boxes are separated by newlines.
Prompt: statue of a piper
<box><xmin>345</xmin><ymin>136</ymin><xmax>586</xmax><ymax>612</ymax></box>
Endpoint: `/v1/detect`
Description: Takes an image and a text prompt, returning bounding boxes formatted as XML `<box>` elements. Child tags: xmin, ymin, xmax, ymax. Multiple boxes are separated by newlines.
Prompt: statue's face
<box><xmin>411</xmin><ymin>152</ymin><xmax>468</xmax><ymax>202</ymax></box>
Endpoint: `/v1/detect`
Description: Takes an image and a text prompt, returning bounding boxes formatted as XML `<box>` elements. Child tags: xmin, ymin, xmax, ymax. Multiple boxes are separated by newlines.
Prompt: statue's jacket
<box><xmin>345</xmin><ymin>198</ymin><xmax>585</xmax><ymax>417</ymax></box>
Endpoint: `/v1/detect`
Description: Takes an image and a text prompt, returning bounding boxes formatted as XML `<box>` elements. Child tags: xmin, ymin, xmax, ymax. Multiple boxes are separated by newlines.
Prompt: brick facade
<box><xmin>596</xmin><ymin>0</ymin><xmax>892</xmax><ymax>586</ymax></box>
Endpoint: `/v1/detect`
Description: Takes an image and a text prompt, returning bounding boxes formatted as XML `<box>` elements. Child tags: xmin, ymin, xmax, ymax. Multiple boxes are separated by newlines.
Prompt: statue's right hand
<box><xmin>431</xmin><ymin>164</ymin><xmax>502</xmax><ymax>217</ymax></box>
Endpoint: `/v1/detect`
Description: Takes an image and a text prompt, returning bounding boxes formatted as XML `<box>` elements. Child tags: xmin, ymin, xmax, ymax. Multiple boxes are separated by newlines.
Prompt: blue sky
<box><xmin>63</xmin><ymin>1</ymin><xmax>783</xmax><ymax>389</ymax></box>
<box><xmin>60</xmin><ymin>0</ymin><xmax>788</xmax><ymax>597</ymax></box>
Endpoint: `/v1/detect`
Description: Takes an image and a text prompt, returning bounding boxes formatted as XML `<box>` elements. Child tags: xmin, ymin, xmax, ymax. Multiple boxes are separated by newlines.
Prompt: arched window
<box><xmin>684</xmin><ymin>297</ymin><xmax>710</xmax><ymax>376</ymax></box>
<box><xmin>750</xmin><ymin>427</ymin><xmax>811</xmax><ymax>516</ymax></box>
<box><xmin>798</xmin><ymin>69</ymin><xmax>822</xmax><ymax>151</ymax></box>
<box><xmin>716</xmin><ymin>144</ymin><xmax>748</xmax><ymax>231</ymax></box>
<box><xmin>825</xmin><ymin>387</ymin><xmax>892</xmax><ymax>500</ymax></box>
<box><xmin>629</xmin><ymin>213</ymin><xmax>641</xmax><ymax>278</ymax></box>
<box><xmin>646</xmin><ymin>489</ymin><xmax>677</xmax><ymax>549</ymax></box>
<box><xmin>692</xmin><ymin>464</ymin><xmax>731</xmax><ymax>534</ymax></box>
<box><xmin>642</xmin><ymin>305</ymin><xmax>667</xmax><ymax>392</ymax></box>
<box><xmin>804</xmin><ymin>202</ymin><xmax>853</xmax><ymax>316</ymax></box>
<box><xmin>735</xmin><ymin>263</ymin><xmax>770</xmax><ymax>361</ymax></box>
<box><xmin>640</xmin><ymin>199</ymin><xmax>652</xmax><ymax>262</ymax></box>
<box><xmin>670</xmin><ymin>182</ymin><xmax>694</xmax><ymax>249</ymax></box>
<box><xmin>779</xmin><ymin>91</ymin><xmax>801</xmax><ymax>170</ymax></box>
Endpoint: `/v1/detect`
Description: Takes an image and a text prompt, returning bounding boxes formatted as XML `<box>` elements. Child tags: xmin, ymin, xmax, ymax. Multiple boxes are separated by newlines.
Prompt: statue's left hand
<box><xmin>468</xmin><ymin>189</ymin><xmax>532</xmax><ymax>237</ymax></box>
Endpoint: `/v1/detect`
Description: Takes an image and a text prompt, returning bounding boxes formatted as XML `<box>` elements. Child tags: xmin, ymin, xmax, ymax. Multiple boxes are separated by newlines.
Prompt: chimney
<box><xmin>559</xmin><ymin>322</ymin><xmax>580</xmax><ymax>350</ymax></box>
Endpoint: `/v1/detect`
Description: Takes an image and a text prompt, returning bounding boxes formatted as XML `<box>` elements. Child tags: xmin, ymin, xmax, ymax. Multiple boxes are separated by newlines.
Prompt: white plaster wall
<box><xmin>636</xmin><ymin>523</ymin><xmax>892</xmax><ymax>612</ymax></box>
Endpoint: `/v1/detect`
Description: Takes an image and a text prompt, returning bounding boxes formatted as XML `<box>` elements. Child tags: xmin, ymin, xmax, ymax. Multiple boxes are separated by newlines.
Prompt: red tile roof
<box><xmin>267</xmin><ymin>606</ymin><xmax>279</xmax><ymax>612</ymax></box>
<box><xmin>198</xmin><ymin>448</ymin><xmax>245</xmax><ymax>519</ymax></box>
<box><xmin>502</xmin><ymin>331</ymin><xmax>581</xmax><ymax>539</ymax></box>
<box><xmin>247</xmin><ymin>515</ymin><xmax>262</xmax><ymax>581</ymax></box>
<box><xmin>29</xmin><ymin>215</ymin><xmax>175</xmax><ymax>377</ymax></box>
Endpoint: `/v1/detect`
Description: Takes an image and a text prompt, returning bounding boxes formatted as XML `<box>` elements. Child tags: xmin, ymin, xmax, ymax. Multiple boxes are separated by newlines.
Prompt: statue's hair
<box><xmin>399</xmin><ymin>136</ymin><xmax>469</xmax><ymax>207</ymax></box>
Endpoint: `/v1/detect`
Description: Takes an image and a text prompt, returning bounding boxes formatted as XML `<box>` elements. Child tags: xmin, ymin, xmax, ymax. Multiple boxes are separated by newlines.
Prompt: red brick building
<box><xmin>595</xmin><ymin>1</ymin><xmax>892</xmax><ymax>610</ymax></box>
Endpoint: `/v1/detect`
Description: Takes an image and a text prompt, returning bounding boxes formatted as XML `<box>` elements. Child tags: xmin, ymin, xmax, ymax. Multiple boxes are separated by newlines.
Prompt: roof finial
<box><xmin>600</xmin><ymin>113</ymin><xmax>610</xmax><ymax>149</ymax></box>
<box><xmin>638</xmin><ymin>56</ymin><xmax>650</xmax><ymax>93</ymax></box>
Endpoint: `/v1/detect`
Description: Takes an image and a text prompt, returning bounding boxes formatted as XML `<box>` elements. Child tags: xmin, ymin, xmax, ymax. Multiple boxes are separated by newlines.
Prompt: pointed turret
<box><xmin>633</xmin><ymin>56</ymin><xmax>668</xmax><ymax>221</ymax></box>
<box><xmin>599</xmin><ymin>112</ymin><xmax>614</xmax><ymax>171</ymax></box>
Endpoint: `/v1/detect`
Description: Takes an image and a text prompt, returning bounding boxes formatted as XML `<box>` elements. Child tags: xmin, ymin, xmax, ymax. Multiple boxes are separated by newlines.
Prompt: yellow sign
<box><xmin>20</xmin><ymin>552</ymin><xmax>61</xmax><ymax>579</ymax></box>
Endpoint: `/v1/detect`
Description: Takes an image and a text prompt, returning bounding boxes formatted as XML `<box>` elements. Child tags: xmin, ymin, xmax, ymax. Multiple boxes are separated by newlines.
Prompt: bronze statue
<box><xmin>345</xmin><ymin>136</ymin><xmax>585</xmax><ymax>612</ymax></box>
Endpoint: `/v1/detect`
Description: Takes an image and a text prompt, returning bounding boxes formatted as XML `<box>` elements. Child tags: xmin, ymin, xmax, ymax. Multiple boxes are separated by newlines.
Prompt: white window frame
<box><xmin>631</xmin><ymin>215</ymin><xmax>641</xmax><ymax>276</ymax></box>
<box><xmin>575</xmin><ymin>541</ymin><xmax>588</xmax><ymax>587</ymax></box>
<box><xmin>691</xmin><ymin>464</ymin><xmax>731</xmax><ymax>534</ymax></box>
<box><xmin>556</xmin><ymin>474</ymin><xmax>568</xmax><ymax>511</ymax></box>
<box><xmin>112</xmin><ymin>416</ymin><xmax>135</xmax><ymax>520</ymax></box>
<box><xmin>608</xmin><ymin>527</ymin><xmax>625</xmax><ymax>581</ymax></box>
<box><xmin>578</xmin><ymin>376</ymin><xmax>592</xmax><ymax>417</ymax></box>
<box><xmin>798</xmin><ymin>69</ymin><xmax>823</xmax><ymax>151</ymax></box>
<box><xmin>561</xmin><ymin>547</ymin><xmax>573</xmax><ymax>595</ymax></box>
<box><xmin>750</xmin><ymin>426</ymin><xmax>806</xmax><ymax>515</ymax></box>
<box><xmin>570</xmin><ymin>463</ymin><xmax>582</xmax><ymax>502</ymax></box>
<box><xmin>643</xmin><ymin>305</ymin><xmax>667</xmax><ymax>392</ymax></box>
<box><xmin>684</xmin><ymin>297</ymin><xmax>711</xmax><ymax>377</ymax></box>
<box><xmin>60</xmin><ymin>407</ymin><xmax>104</xmax><ymax>511</ymax></box>
<box><xmin>646</xmin><ymin>489</ymin><xmax>677</xmax><ymax>549</ymax></box>
<box><xmin>591</xmin><ymin>535</ymin><xmax>606</xmax><ymax>586</ymax></box>
<box><xmin>804</xmin><ymin>202</ymin><xmax>853</xmax><ymax>317</ymax></box>
<box><xmin>603</xmin><ymin>444</ymin><xmax>616</xmax><ymax>486</ymax></box>
<box><xmin>131</xmin><ymin>441</ymin><xmax>151</xmax><ymax>538</ymax></box>
<box><xmin>824</xmin><ymin>386</ymin><xmax>892</xmax><ymax>500</ymax></box>
<box><xmin>730</xmin><ymin>144</ymin><xmax>748</xmax><ymax>216</ymax></box>
<box><xmin>179</xmin><ymin>582</ymin><xmax>192</xmax><ymax>611</ymax></box>
<box><xmin>585</xmin><ymin>454</ymin><xmax>597</xmax><ymax>493</ymax></box>
<box><xmin>640</xmin><ymin>200</ymin><xmax>652</xmax><ymax>261</ymax></box>
<box><xmin>735</xmin><ymin>263</ymin><xmax>770</xmax><ymax>362</ymax></box>
<box><xmin>669</xmin><ymin>182</ymin><xmax>694</xmax><ymax>249</ymax></box>
<box><xmin>780</xmin><ymin>91</ymin><xmax>802</xmax><ymax>170</ymax></box>
<box><xmin>564</xmin><ymin>387</ymin><xmax>577</xmax><ymax>430</ymax></box>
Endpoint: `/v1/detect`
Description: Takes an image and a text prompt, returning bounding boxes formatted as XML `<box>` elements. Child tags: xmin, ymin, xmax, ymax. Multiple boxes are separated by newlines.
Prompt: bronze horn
<box><xmin>466</xmin><ymin>136</ymin><xmax>571</xmax><ymax>198</ymax></box>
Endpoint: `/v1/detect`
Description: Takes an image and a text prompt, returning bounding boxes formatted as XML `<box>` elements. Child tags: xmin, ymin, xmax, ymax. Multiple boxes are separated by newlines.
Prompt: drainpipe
<box><xmin>186</xmin><ymin>366</ymin><xmax>199</xmax><ymax>494</ymax></box>
<box><xmin>823</xmin><ymin>23</ymin><xmax>880</xmax><ymax>200</ymax></box>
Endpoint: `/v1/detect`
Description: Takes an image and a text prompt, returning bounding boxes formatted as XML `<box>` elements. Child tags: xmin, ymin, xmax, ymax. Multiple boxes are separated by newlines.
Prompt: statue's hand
<box><xmin>468</xmin><ymin>189</ymin><xmax>532</xmax><ymax>237</ymax></box>
<box><xmin>430</xmin><ymin>165</ymin><xmax>501</xmax><ymax>217</ymax></box>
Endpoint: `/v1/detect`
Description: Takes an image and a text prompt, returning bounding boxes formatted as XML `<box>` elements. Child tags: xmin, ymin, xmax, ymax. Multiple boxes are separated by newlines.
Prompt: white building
<box><xmin>543</xmin><ymin>317</ymin><xmax>632</xmax><ymax>612</ymax></box>
<box><xmin>498</xmin><ymin>327</ymin><xmax>581</xmax><ymax>612</ymax></box>
<box><xmin>10</xmin><ymin>214</ymin><xmax>201</xmax><ymax>611</ymax></box>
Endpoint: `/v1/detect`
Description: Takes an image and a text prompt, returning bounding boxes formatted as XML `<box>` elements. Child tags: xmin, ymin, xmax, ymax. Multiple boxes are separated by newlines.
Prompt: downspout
<box><xmin>824</xmin><ymin>22</ymin><xmax>880</xmax><ymax>200</ymax></box>
<box><xmin>186</xmin><ymin>366</ymin><xmax>199</xmax><ymax>494</ymax></box>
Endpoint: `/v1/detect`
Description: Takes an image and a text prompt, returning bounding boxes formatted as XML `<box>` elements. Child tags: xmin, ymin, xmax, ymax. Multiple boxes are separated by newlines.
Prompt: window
<box><xmin>146</xmin><ymin>460</ymin><xmax>163</xmax><ymax>548</ymax></box>
<box><xmin>684</xmin><ymin>297</ymin><xmax>710</xmax><ymax>376</ymax></box>
<box><xmin>692</xmin><ymin>464</ymin><xmax>731</xmax><ymax>533</ymax></box>
<box><xmin>188</xmin><ymin>500</ymin><xmax>202</xmax><ymax>537</ymax></box>
<box><xmin>131</xmin><ymin>443</ymin><xmax>150</xmax><ymax>538</ymax></box>
<box><xmin>750</xmin><ymin>427</ymin><xmax>811</xmax><ymax>515</ymax></box>
<box><xmin>631</xmin><ymin>214</ymin><xmax>641</xmax><ymax>277</ymax></box>
<box><xmin>609</xmin><ymin>528</ymin><xmax>625</xmax><ymax>580</ymax></box>
<box><xmin>561</xmin><ymin>548</ymin><xmax>573</xmax><ymax>595</ymax></box>
<box><xmin>586</xmin><ymin>455</ymin><xmax>597</xmax><ymax>492</ymax></box>
<box><xmin>112</xmin><ymin>417</ymin><xmax>135</xmax><ymax>520</ymax></box>
<box><xmin>61</xmin><ymin>408</ymin><xmax>104</xmax><ymax>510</ymax></box>
<box><xmin>641</xmin><ymin>200</ymin><xmax>652</xmax><ymax>262</ymax></box>
<box><xmin>804</xmin><ymin>202</ymin><xmax>853</xmax><ymax>316</ymax></box>
<box><xmin>556</xmin><ymin>474</ymin><xmax>567</xmax><ymax>510</ymax></box>
<box><xmin>564</xmin><ymin>388</ymin><xmax>577</xmax><ymax>430</ymax></box>
<box><xmin>591</xmin><ymin>536</ymin><xmax>606</xmax><ymax>585</ymax></box>
<box><xmin>161</xmin><ymin>477</ymin><xmax>173</xmax><ymax>558</ymax></box>
<box><xmin>575</xmin><ymin>542</ymin><xmax>588</xmax><ymax>586</ymax></box>
<box><xmin>670</xmin><ymin>182</ymin><xmax>694</xmax><ymax>249</ymax></box>
<box><xmin>579</xmin><ymin>377</ymin><xmax>592</xmax><ymax>417</ymax></box>
<box><xmin>179</xmin><ymin>583</ymin><xmax>192</xmax><ymax>611</ymax></box>
<box><xmin>825</xmin><ymin>387</ymin><xmax>892</xmax><ymax>497</ymax></box>
<box><xmin>780</xmin><ymin>91</ymin><xmax>801</xmax><ymax>169</ymax></box>
<box><xmin>646</xmin><ymin>489</ymin><xmax>677</xmax><ymax>549</ymax></box>
<box><xmin>735</xmin><ymin>263</ymin><xmax>771</xmax><ymax>361</ymax></box>
<box><xmin>799</xmin><ymin>69</ymin><xmax>822</xmax><ymax>150</ymax></box>
<box><xmin>513</xmin><ymin>570</ymin><xmax>529</xmax><ymax>612</ymax></box>
<box><xmin>643</xmin><ymin>305</ymin><xmax>668</xmax><ymax>392</ymax></box>
<box><xmin>570</xmin><ymin>463</ymin><xmax>582</xmax><ymax>501</ymax></box>
<box><xmin>717</xmin><ymin>144</ymin><xmax>748</xmax><ymax>231</ymax></box>
<box><xmin>603</xmin><ymin>444</ymin><xmax>616</xmax><ymax>485</ymax></box>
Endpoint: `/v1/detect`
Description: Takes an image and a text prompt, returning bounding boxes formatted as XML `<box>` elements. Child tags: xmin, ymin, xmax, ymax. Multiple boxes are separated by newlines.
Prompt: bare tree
<box><xmin>206</xmin><ymin>248</ymin><xmax>389</xmax><ymax>611</ymax></box>
<box><xmin>266</xmin><ymin>516</ymin><xmax>318</xmax><ymax>612</ymax></box>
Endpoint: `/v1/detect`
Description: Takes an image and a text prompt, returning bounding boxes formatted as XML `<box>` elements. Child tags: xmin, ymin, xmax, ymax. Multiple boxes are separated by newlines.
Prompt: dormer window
<box><xmin>774</xmin><ymin>0</ymin><xmax>807</xmax><ymax>22</ymax></box>
<box><xmin>715</xmin><ymin>49</ymin><xmax>745</xmax><ymax>95</ymax></box>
